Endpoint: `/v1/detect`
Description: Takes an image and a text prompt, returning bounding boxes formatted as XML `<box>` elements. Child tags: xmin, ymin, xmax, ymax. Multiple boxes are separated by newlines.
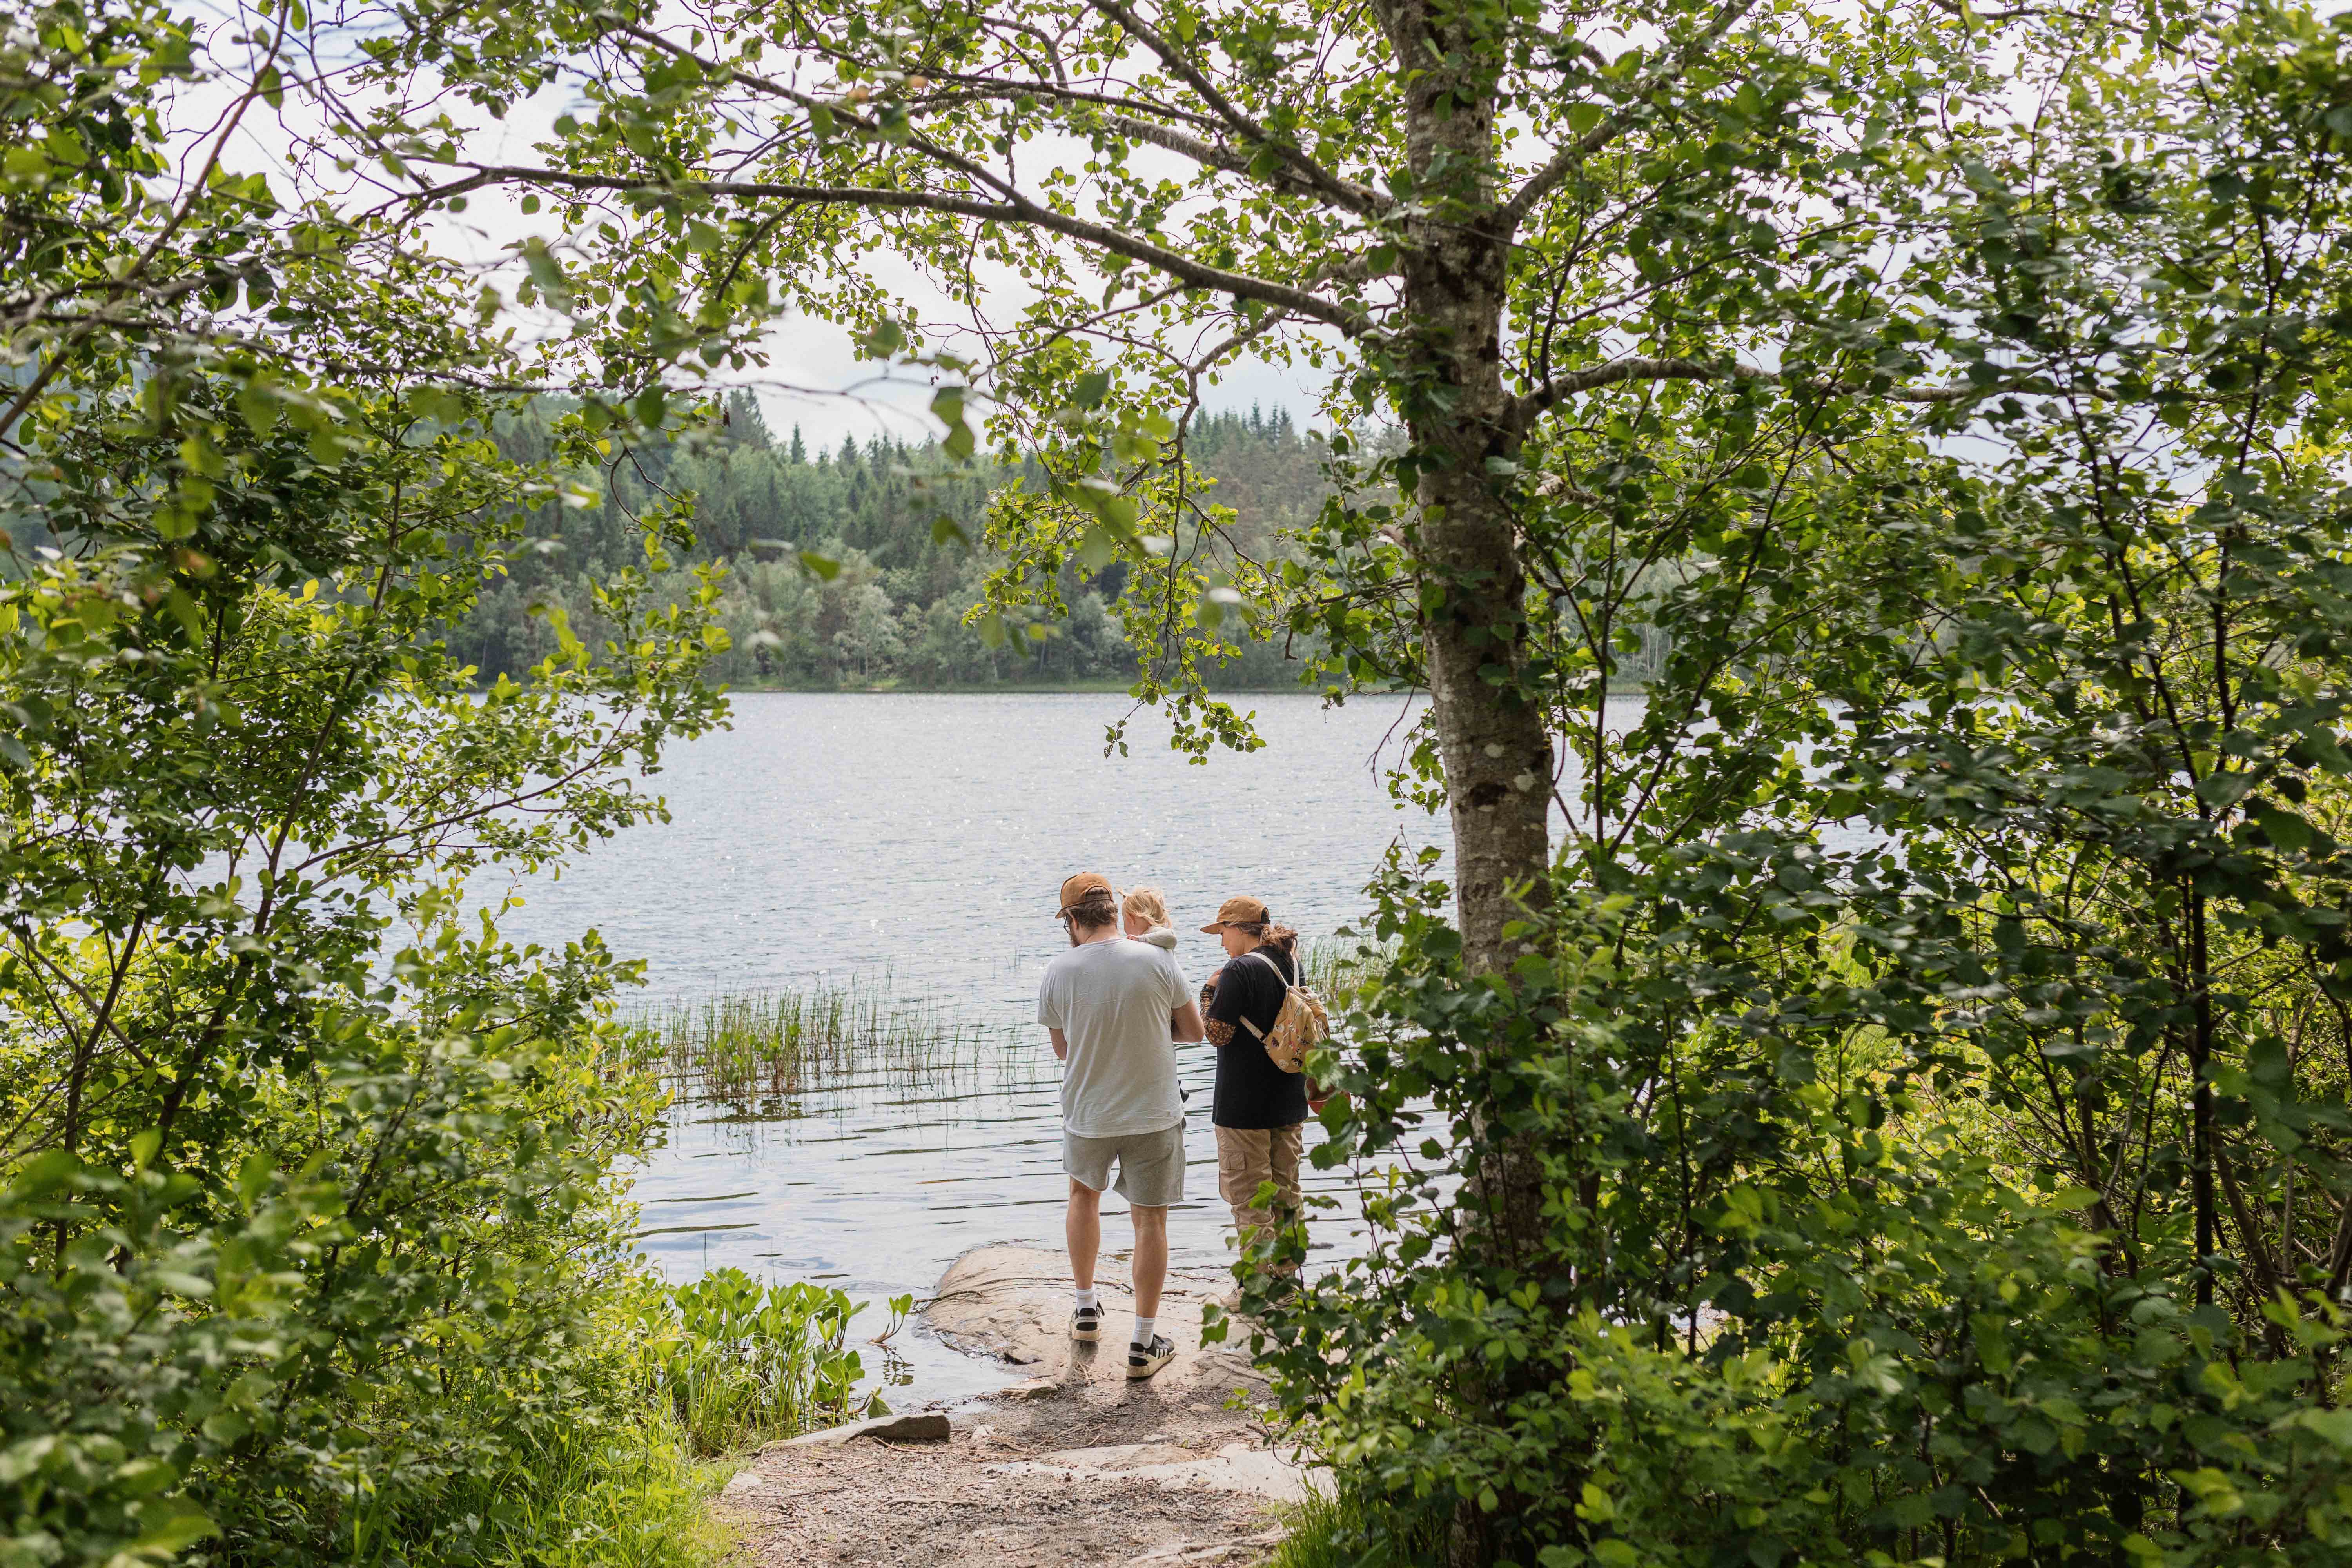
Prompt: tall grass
<box><xmin>633</xmin><ymin>1267</ymin><xmax>898</xmax><ymax>1455</ymax></box>
<box><xmin>487</xmin><ymin>1414</ymin><xmax>737</xmax><ymax>1568</ymax></box>
<box><xmin>1264</xmin><ymin>1485</ymin><xmax>1430</xmax><ymax>1568</ymax></box>
<box><xmin>628</xmin><ymin>973</ymin><xmax>1004</xmax><ymax>1103</ymax></box>
<box><xmin>474</xmin><ymin>1268</ymin><xmax>891</xmax><ymax>1565</ymax></box>
<box><xmin>1299</xmin><ymin>935</ymin><xmax>1392</xmax><ymax>1002</ymax></box>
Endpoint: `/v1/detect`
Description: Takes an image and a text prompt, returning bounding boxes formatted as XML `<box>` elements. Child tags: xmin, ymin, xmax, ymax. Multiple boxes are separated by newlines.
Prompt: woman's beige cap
<box><xmin>1057</xmin><ymin>871</ymin><xmax>1114</xmax><ymax>916</ymax></box>
<box><xmin>1200</xmin><ymin>895</ymin><xmax>1270</xmax><ymax>932</ymax></box>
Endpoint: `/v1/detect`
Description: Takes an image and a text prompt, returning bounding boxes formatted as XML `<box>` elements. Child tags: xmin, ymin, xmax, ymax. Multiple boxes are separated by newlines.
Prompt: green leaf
<box><xmin>799</xmin><ymin>551</ymin><xmax>842</xmax><ymax>581</ymax></box>
<box><xmin>1077</xmin><ymin>524</ymin><xmax>1118</xmax><ymax>571</ymax></box>
<box><xmin>932</xmin><ymin>385</ymin><xmax>975</xmax><ymax>461</ymax></box>
<box><xmin>116</xmin><ymin>1498</ymin><xmax>218</xmax><ymax>1562</ymax></box>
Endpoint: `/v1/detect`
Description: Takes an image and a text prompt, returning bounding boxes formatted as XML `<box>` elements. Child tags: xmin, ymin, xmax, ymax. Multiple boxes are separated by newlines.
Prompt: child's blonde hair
<box><xmin>1121</xmin><ymin>885</ymin><xmax>1172</xmax><ymax>929</ymax></box>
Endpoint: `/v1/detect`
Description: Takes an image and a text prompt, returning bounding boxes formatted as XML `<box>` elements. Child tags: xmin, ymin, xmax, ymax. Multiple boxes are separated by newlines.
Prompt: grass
<box><xmin>488</xmin><ymin>1413</ymin><xmax>738</xmax><ymax>1568</ymax></box>
<box><xmin>480</xmin><ymin>1268</ymin><xmax>897</xmax><ymax>1568</ymax></box>
<box><xmin>1263</xmin><ymin>1487</ymin><xmax>1380</xmax><ymax>1568</ymax></box>
<box><xmin>1299</xmin><ymin>935</ymin><xmax>1394</xmax><ymax>1003</ymax></box>
<box><xmin>628</xmin><ymin>974</ymin><xmax>1006</xmax><ymax>1104</ymax></box>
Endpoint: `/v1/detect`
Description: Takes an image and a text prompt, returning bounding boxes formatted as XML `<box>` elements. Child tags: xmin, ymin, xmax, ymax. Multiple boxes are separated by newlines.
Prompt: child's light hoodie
<box><xmin>1131</xmin><ymin>926</ymin><xmax>1179</xmax><ymax>951</ymax></box>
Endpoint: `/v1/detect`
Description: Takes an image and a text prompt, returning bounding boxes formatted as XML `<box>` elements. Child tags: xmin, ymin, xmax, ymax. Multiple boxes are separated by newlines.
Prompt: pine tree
<box><xmin>722</xmin><ymin>388</ymin><xmax>773</xmax><ymax>447</ymax></box>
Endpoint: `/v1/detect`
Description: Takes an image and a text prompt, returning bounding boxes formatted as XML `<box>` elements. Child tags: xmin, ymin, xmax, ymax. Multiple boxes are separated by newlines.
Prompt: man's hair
<box><xmin>1062</xmin><ymin>888</ymin><xmax>1120</xmax><ymax>939</ymax></box>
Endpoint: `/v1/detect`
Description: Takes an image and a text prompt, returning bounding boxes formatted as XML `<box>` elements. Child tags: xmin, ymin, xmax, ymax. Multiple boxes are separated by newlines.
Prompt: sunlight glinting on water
<box><xmin>485</xmin><ymin>691</ymin><xmax>1491</xmax><ymax>1401</ymax></box>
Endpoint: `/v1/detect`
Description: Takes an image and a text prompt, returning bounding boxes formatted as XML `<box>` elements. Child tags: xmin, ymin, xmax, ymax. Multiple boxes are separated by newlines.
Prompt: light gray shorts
<box><xmin>1064</xmin><ymin>1121</ymin><xmax>1186</xmax><ymax>1207</ymax></box>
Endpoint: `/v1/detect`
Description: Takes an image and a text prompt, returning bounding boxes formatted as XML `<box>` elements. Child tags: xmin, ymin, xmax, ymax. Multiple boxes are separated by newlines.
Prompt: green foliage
<box><xmin>634</xmin><ymin>1270</ymin><xmax>890</xmax><ymax>1455</ymax></box>
<box><xmin>438</xmin><ymin>404</ymin><xmax>1328</xmax><ymax>691</ymax></box>
<box><xmin>475</xmin><ymin>1413</ymin><xmax>734</xmax><ymax>1568</ymax></box>
<box><xmin>1209</xmin><ymin>7</ymin><xmax>2352</xmax><ymax>1564</ymax></box>
<box><xmin>0</xmin><ymin>6</ymin><xmax>771</xmax><ymax>1566</ymax></box>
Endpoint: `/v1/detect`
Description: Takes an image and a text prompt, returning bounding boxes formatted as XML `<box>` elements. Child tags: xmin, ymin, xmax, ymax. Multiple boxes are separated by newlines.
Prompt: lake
<box><xmin>491</xmin><ymin>690</ymin><xmax>1480</xmax><ymax>1403</ymax></box>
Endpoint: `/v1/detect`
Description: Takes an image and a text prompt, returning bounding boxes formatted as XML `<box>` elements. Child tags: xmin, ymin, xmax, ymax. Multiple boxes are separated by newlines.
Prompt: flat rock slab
<box><xmin>725</xmin><ymin>1244</ymin><xmax>1316</xmax><ymax>1567</ymax></box>
<box><xmin>924</xmin><ymin>1245</ymin><xmax>1261</xmax><ymax>1392</ymax></box>
<box><xmin>990</xmin><ymin>1441</ymin><xmax>1321</xmax><ymax>1502</ymax></box>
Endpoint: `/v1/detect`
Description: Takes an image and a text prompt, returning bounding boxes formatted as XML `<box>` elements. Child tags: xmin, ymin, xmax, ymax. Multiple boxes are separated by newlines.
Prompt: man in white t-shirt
<box><xmin>1037</xmin><ymin>871</ymin><xmax>1205</xmax><ymax>1380</ymax></box>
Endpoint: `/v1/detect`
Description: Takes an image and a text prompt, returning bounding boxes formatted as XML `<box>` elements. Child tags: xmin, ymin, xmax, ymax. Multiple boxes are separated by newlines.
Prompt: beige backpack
<box><xmin>1239</xmin><ymin>951</ymin><xmax>1331</xmax><ymax>1074</ymax></box>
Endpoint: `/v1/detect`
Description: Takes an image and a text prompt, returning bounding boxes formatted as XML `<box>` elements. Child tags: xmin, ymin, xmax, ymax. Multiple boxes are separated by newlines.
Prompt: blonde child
<box><xmin>1122</xmin><ymin>886</ymin><xmax>1179</xmax><ymax>951</ymax></box>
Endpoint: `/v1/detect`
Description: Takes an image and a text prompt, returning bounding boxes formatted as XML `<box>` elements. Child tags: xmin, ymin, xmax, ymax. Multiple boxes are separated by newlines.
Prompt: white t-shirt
<box><xmin>1036</xmin><ymin>936</ymin><xmax>1190</xmax><ymax>1138</ymax></box>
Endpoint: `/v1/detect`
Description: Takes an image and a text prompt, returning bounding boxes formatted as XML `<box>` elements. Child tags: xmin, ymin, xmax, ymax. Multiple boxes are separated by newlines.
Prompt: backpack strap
<box><xmin>1235</xmin><ymin>949</ymin><xmax>1289</xmax><ymax>1040</ymax></box>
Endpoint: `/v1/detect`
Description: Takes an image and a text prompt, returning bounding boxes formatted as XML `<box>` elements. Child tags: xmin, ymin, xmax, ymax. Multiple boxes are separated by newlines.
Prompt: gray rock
<box><xmin>768</xmin><ymin>1410</ymin><xmax>953</xmax><ymax>1449</ymax></box>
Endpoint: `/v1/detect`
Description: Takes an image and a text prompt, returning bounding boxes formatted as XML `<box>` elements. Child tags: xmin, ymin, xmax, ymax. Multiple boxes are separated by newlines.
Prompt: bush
<box><xmin>1240</xmin><ymin>875</ymin><xmax>2352</xmax><ymax>1567</ymax></box>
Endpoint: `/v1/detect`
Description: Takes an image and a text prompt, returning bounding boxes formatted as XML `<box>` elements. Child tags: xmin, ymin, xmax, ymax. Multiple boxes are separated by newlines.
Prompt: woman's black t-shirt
<box><xmin>1204</xmin><ymin>946</ymin><xmax>1310</xmax><ymax>1129</ymax></box>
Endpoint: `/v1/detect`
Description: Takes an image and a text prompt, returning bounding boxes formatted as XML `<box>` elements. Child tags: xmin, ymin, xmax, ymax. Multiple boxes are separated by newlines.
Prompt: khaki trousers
<box><xmin>1216</xmin><ymin>1122</ymin><xmax>1304</xmax><ymax>1272</ymax></box>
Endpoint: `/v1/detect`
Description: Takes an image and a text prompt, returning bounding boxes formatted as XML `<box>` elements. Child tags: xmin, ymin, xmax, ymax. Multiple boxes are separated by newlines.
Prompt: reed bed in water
<box><xmin>628</xmin><ymin>974</ymin><xmax>1007</xmax><ymax>1103</ymax></box>
<box><xmin>1299</xmin><ymin>935</ymin><xmax>1393</xmax><ymax>1002</ymax></box>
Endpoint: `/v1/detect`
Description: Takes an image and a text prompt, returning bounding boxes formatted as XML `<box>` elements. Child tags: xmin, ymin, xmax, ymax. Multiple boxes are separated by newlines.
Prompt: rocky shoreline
<box><xmin>718</xmin><ymin>1245</ymin><xmax>1319</xmax><ymax>1566</ymax></box>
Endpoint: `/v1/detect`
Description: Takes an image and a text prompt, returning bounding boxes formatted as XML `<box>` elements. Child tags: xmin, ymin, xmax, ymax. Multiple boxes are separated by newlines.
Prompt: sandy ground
<box><xmin>719</xmin><ymin>1245</ymin><xmax>1318</xmax><ymax>1566</ymax></box>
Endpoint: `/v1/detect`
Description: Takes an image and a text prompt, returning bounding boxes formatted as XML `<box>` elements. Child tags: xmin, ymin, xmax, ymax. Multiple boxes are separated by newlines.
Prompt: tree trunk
<box><xmin>1388</xmin><ymin>9</ymin><xmax>1561</xmax><ymax>1563</ymax></box>
<box><xmin>1392</xmin><ymin>2</ymin><xmax>1552</xmax><ymax>980</ymax></box>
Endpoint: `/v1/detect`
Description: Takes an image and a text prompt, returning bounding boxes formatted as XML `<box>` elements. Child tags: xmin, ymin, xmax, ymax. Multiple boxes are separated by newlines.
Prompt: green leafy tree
<box><xmin>1259</xmin><ymin>6</ymin><xmax>2352</xmax><ymax>1565</ymax></box>
<box><xmin>342</xmin><ymin>0</ymin><xmax>2352</xmax><ymax>1561</ymax></box>
<box><xmin>2</xmin><ymin>4</ymin><xmax>731</xmax><ymax>1563</ymax></box>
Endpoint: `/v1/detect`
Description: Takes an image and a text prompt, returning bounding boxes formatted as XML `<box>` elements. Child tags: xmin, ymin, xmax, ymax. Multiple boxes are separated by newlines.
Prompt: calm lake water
<box><xmin>491</xmin><ymin>691</ymin><xmax>1479</xmax><ymax>1402</ymax></box>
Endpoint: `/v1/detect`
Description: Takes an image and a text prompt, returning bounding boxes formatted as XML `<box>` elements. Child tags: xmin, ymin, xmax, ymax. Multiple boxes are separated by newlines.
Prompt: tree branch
<box><xmin>419</xmin><ymin>164</ymin><xmax>1375</xmax><ymax>336</ymax></box>
<box><xmin>1083</xmin><ymin>0</ymin><xmax>1381</xmax><ymax>217</ymax></box>
<box><xmin>1497</xmin><ymin>0</ymin><xmax>1762</xmax><ymax>230</ymax></box>
<box><xmin>1514</xmin><ymin>354</ymin><xmax>2003</xmax><ymax>423</ymax></box>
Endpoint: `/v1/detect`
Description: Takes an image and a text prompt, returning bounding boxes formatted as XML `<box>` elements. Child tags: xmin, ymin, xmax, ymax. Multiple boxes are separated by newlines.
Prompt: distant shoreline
<box><xmin>715</xmin><ymin>679</ymin><xmax>1650</xmax><ymax>697</ymax></box>
<box><xmin>720</xmin><ymin>678</ymin><xmax>1302</xmax><ymax>696</ymax></box>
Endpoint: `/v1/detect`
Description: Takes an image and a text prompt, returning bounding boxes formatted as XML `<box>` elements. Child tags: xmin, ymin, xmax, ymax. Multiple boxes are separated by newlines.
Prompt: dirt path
<box><xmin>719</xmin><ymin>1245</ymin><xmax>1316</xmax><ymax>1566</ymax></box>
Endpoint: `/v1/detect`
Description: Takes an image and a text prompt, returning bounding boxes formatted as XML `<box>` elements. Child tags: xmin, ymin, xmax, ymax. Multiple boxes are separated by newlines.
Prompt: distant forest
<box><xmin>451</xmin><ymin>394</ymin><xmax>1336</xmax><ymax>691</ymax></box>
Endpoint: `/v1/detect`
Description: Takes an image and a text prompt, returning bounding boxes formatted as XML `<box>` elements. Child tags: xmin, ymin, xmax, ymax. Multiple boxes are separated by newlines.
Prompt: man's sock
<box><xmin>1074</xmin><ymin>1287</ymin><xmax>1098</xmax><ymax>1312</ymax></box>
<box><xmin>1131</xmin><ymin>1314</ymin><xmax>1157</xmax><ymax>1348</ymax></box>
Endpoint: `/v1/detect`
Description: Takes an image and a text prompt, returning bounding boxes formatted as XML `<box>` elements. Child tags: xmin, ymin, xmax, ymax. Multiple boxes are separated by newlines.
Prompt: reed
<box><xmin>1299</xmin><ymin>935</ymin><xmax>1392</xmax><ymax>1002</ymax></box>
<box><xmin>626</xmin><ymin>973</ymin><xmax>1005</xmax><ymax>1103</ymax></box>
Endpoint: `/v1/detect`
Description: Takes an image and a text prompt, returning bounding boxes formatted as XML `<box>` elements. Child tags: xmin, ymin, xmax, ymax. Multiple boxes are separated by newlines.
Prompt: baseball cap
<box><xmin>1199</xmin><ymin>895</ymin><xmax>1270</xmax><ymax>932</ymax></box>
<box><xmin>1057</xmin><ymin>871</ymin><xmax>1114</xmax><ymax>917</ymax></box>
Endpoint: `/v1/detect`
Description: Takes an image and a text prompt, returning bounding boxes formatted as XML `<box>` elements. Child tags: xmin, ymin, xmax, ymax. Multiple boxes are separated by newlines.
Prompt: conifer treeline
<box><xmin>447</xmin><ymin>393</ymin><xmax>1333</xmax><ymax>689</ymax></box>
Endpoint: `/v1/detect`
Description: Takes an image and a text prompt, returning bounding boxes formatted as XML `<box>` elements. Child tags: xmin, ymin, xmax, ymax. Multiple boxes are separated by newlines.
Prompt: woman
<box><xmin>1197</xmin><ymin>895</ymin><xmax>1307</xmax><ymax>1284</ymax></box>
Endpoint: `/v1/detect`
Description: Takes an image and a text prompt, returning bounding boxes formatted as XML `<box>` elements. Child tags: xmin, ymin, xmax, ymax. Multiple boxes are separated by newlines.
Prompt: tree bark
<box><xmin>1387</xmin><ymin>9</ymin><xmax>1561</xmax><ymax>1563</ymax></box>
<box><xmin>1392</xmin><ymin>0</ymin><xmax>1553</xmax><ymax>980</ymax></box>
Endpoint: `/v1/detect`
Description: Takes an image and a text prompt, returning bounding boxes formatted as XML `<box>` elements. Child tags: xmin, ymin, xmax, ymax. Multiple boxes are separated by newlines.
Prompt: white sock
<box><xmin>1074</xmin><ymin>1287</ymin><xmax>1098</xmax><ymax>1312</ymax></box>
<box><xmin>1131</xmin><ymin>1314</ymin><xmax>1157</xmax><ymax>1348</ymax></box>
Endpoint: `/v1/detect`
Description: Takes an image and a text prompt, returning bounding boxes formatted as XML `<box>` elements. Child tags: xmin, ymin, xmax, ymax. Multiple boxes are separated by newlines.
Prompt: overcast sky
<box><xmin>183</xmin><ymin>6</ymin><xmax>1336</xmax><ymax>450</ymax></box>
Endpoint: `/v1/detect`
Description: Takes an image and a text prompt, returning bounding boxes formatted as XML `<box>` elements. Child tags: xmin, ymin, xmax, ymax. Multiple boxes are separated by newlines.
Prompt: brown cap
<box><xmin>1200</xmin><ymin>895</ymin><xmax>1270</xmax><ymax>933</ymax></box>
<box><xmin>1057</xmin><ymin>872</ymin><xmax>1114</xmax><ymax>918</ymax></box>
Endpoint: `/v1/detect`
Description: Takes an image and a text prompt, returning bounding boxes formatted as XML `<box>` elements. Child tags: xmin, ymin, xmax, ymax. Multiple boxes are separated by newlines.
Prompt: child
<box><xmin>1122</xmin><ymin>885</ymin><xmax>1179</xmax><ymax>951</ymax></box>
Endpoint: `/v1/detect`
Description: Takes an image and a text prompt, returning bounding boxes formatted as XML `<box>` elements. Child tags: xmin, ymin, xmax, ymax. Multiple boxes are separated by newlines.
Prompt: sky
<box><xmin>181</xmin><ymin>5</ymin><xmax>1338</xmax><ymax>452</ymax></box>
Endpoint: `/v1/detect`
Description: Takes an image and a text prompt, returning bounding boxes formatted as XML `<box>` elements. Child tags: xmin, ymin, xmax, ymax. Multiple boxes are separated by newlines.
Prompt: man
<box><xmin>1037</xmin><ymin>871</ymin><xmax>1205</xmax><ymax>1379</ymax></box>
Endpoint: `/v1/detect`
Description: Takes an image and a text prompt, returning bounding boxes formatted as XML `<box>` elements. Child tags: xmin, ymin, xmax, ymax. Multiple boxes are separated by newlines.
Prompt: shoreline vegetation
<box><xmin>706</xmin><ymin>677</ymin><xmax>1651</xmax><ymax>697</ymax></box>
<box><xmin>631</xmin><ymin>940</ymin><xmax>1386</xmax><ymax>1107</ymax></box>
<box><xmin>626</xmin><ymin>975</ymin><xmax>1009</xmax><ymax>1103</ymax></box>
